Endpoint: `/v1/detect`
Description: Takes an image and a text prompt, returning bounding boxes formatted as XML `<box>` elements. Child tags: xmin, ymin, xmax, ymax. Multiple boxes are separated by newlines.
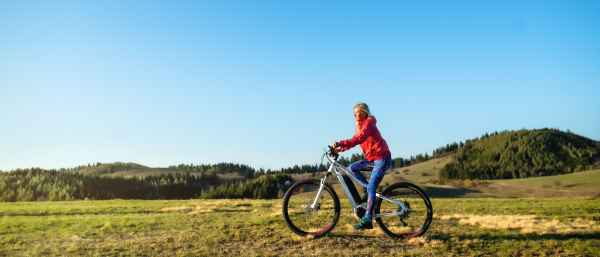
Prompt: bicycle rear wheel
<box><xmin>282</xmin><ymin>179</ymin><xmax>340</xmax><ymax>238</ymax></box>
<box><xmin>375</xmin><ymin>182</ymin><xmax>433</xmax><ymax>238</ymax></box>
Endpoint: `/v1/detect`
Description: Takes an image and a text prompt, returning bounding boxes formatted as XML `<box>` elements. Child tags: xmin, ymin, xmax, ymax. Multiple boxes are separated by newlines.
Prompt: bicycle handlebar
<box><xmin>327</xmin><ymin>145</ymin><xmax>339</xmax><ymax>161</ymax></box>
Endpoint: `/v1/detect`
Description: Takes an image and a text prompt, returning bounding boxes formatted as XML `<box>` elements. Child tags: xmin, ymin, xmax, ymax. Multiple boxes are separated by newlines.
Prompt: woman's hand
<box><xmin>332</xmin><ymin>141</ymin><xmax>339</xmax><ymax>148</ymax></box>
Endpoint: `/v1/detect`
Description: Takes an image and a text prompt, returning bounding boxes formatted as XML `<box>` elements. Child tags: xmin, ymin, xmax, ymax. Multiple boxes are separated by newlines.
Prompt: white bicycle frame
<box><xmin>310</xmin><ymin>158</ymin><xmax>408</xmax><ymax>219</ymax></box>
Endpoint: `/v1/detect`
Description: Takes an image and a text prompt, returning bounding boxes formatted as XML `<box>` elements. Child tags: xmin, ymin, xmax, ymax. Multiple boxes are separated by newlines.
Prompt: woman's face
<box><xmin>354</xmin><ymin>107</ymin><xmax>367</xmax><ymax>122</ymax></box>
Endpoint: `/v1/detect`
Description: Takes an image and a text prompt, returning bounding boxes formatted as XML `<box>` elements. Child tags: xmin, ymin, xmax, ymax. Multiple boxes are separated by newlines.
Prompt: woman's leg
<box><xmin>365</xmin><ymin>157</ymin><xmax>392</xmax><ymax>220</ymax></box>
<box><xmin>348</xmin><ymin>159</ymin><xmax>370</xmax><ymax>185</ymax></box>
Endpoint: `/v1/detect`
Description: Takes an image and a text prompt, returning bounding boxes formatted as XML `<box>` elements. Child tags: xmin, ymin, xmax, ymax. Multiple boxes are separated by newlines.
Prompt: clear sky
<box><xmin>1</xmin><ymin>1</ymin><xmax>599</xmax><ymax>172</ymax></box>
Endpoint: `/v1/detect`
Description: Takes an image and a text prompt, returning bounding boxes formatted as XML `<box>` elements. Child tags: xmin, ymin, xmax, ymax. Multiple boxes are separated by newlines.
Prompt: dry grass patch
<box><xmin>269</xmin><ymin>207</ymin><xmax>283</xmax><ymax>217</ymax></box>
<box><xmin>188</xmin><ymin>206</ymin><xmax>215</xmax><ymax>215</ymax></box>
<box><xmin>161</xmin><ymin>200</ymin><xmax>262</xmax><ymax>215</ymax></box>
<box><xmin>440</xmin><ymin>214</ymin><xmax>600</xmax><ymax>235</ymax></box>
<box><xmin>160</xmin><ymin>206</ymin><xmax>193</xmax><ymax>213</ymax></box>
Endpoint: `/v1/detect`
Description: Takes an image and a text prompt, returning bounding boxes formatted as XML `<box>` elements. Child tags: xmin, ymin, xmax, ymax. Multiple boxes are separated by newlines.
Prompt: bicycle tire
<box><xmin>282</xmin><ymin>179</ymin><xmax>340</xmax><ymax>238</ymax></box>
<box><xmin>375</xmin><ymin>182</ymin><xmax>433</xmax><ymax>239</ymax></box>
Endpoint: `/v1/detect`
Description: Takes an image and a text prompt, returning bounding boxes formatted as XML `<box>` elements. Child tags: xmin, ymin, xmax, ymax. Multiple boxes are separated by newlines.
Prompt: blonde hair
<box><xmin>354</xmin><ymin>103</ymin><xmax>372</xmax><ymax>132</ymax></box>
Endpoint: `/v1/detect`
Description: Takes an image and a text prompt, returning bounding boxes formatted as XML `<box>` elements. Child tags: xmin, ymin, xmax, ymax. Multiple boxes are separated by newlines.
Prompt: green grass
<box><xmin>1</xmin><ymin>198</ymin><xmax>599</xmax><ymax>256</ymax></box>
<box><xmin>490</xmin><ymin>169</ymin><xmax>600</xmax><ymax>192</ymax></box>
<box><xmin>386</xmin><ymin>156</ymin><xmax>452</xmax><ymax>184</ymax></box>
<box><xmin>448</xmin><ymin>169</ymin><xmax>600</xmax><ymax>198</ymax></box>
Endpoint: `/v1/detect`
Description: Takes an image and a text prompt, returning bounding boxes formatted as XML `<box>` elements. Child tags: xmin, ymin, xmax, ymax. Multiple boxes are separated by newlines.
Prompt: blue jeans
<box><xmin>348</xmin><ymin>157</ymin><xmax>392</xmax><ymax>220</ymax></box>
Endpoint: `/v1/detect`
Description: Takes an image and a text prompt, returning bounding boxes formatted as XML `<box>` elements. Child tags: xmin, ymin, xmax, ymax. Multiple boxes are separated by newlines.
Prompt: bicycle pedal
<box><xmin>353</xmin><ymin>206</ymin><xmax>366</xmax><ymax>220</ymax></box>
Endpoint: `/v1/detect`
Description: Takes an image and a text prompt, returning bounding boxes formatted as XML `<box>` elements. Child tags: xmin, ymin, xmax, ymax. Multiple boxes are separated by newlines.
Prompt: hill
<box><xmin>424</xmin><ymin>169</ymin><xmax>600</xmax><ymax>198</ymax></box>
<box><xmin>439</xmin><ymin>128</ymin><xmax>600</xmax><ymax>180</ymax></box>
<box><xmin>486</xmin><ymin>169</ymin><xmax>600</xmax><ymax>197</ymax></box>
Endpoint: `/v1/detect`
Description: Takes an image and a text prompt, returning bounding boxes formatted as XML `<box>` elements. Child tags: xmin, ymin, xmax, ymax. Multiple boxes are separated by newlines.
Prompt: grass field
<box><xmin>1</xmin><ymin>198</ymin><xmax>599</xmax><ymax>256</ymax></box>
<box><xmin>490</xmin><ymin>169</ymin><xmax>600</xmax><ymax>192</ymax></box>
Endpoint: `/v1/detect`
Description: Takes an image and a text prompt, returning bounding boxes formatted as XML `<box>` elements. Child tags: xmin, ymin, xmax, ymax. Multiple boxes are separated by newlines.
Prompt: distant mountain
<box><xmin>439</xmin><ymin>129</ymin><xmax>600</xmax><ymax>180</ymax></box>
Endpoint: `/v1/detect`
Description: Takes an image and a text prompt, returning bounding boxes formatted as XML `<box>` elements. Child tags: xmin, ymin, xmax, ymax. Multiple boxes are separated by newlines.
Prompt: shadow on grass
<box><xmin>424</xmin><ymin>186</ymin><xmax>486</xmax><ymax>198</ymax></box>
<box><xmin>319</xmin><ymin>229</ymin><xmax>600</xmax><ymax>244</ymax></box>
<box><xmin>562</xmin><ymin>183</ymin><xmax>585</xmax><ymax>188</ymax></box>
<box><xmin>324</xmin><ymin>233</ymin><xmax>412</xmax><ymax>245</ymax></box>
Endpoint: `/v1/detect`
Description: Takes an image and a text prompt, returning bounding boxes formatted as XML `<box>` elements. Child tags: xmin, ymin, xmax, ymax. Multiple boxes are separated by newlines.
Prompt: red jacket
<box><xmin>339</xmin><ymin>117</ymin><xmax>391</xmax><ymax>161</ymax></box>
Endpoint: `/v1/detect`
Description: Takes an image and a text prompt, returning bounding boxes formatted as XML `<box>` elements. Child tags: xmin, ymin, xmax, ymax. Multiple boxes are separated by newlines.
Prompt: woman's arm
<box><xmin>338</xmin><ymin>120</ymin><xmax>374</xmax><ymax>151</ymax></box>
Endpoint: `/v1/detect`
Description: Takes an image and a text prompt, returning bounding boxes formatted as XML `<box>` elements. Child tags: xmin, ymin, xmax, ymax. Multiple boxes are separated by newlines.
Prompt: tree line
<box><xmin>199</xmin><ymin>174</ymin><xmax>293</xmax><ymax>199</ymax></box>
<box><xmin>0</xmin><ymin>167</ymin><xmax>291</xmax><ymax>202</ymax></box>
<box><xmin>168</xmin><ymin>162</ymin><xmax>258</xmax><ymax>179</ymax></box>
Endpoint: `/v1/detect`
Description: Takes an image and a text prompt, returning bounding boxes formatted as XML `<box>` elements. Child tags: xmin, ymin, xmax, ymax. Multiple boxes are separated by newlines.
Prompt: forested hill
<box><xmin>439</xmin><ymin>129</ymin><xmax>600</xmax><ymax>180</ymax></box>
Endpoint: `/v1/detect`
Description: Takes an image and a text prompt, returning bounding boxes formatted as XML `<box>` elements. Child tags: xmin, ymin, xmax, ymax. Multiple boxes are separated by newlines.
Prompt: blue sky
<box><xmin>1</xmin><ymin>1</ymin><xmax>599</xmax><ymax>172</ymax></box>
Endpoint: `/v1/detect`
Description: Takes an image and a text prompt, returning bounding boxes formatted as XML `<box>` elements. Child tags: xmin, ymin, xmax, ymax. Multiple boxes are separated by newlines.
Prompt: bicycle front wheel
<box><xmin>282</xmin><ymin>179</ymin><xmax>340</xmax><ymax>238</ymax></box>
<box><xmin>375</xmin><ymin>182</ymin><xmax>433</xmax><ymax>239</ymax></box>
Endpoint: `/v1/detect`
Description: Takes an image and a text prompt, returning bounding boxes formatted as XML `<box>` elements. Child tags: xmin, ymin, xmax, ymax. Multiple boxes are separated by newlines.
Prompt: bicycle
<box><xmin>282</xmin><ymin>146</ymin><xmax>433</xmax><ymax>238</ymax></box>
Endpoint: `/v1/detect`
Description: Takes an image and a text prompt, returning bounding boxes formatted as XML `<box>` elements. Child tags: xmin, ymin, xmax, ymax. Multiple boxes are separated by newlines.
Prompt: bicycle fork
<box><xmin>310</xmin><ymin>174</ymin><xmax>330</xmax><ymax>210</ymax></box>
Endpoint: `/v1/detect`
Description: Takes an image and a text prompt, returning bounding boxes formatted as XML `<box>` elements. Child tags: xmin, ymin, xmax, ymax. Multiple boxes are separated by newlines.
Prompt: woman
<box><xmin>332</xmin><ymin>103</ymin><xmax>392</xmax><ymax>230</ymax></box>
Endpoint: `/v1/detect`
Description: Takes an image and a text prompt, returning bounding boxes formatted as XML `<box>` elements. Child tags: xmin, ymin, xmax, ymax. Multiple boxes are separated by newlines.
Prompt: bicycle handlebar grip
<box><xmin>328</xmin><ymin>145</ymin><xmax>339</xmax><ymax>160</ymax></box>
